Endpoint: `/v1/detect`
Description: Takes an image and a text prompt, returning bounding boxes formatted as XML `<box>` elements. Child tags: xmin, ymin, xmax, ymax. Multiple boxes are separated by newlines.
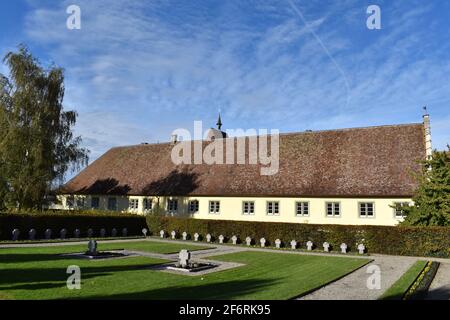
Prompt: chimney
<box><xmin>423</xmin><ymin>107</ymin><xmax>432</xmax><ymax>158</ymax></box>
<box><xmin>171</xmin><ymin>134</ymin><xmax>178</xmax><ymax>145</ymax></box>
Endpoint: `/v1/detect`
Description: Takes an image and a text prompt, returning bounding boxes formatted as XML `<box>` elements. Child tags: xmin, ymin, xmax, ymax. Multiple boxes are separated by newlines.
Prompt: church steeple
<box><xmin>205</xmin><ymin>113</ymin><xmax>228</xmax><ymax>141</ymax></box>
<box><xmin>216</xmin><ymin>113</ymin><xmax>222</xmax><ymax>130</ymax></box>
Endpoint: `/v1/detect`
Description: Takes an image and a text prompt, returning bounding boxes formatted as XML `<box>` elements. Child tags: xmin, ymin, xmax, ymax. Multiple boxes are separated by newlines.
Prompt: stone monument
<box><xmin>12</xmin><ymin>229</ymin><xmax>20</xmax><ymax>241</ymax></box>
<box><xmin>290</xmin><ymin>240</ymin><xmax>297</xmax><ymax>250</ymax></box>
<box><xmin>260</xmin><ymin>237</ymin><xmax>266</xmax><ymax>248</ymax></box>
<box><xmin>275</xmin><ymin>239</ymin><xmax>281</xmax><ymax>249</ymax></box>
<box><xmin>179</xmin><ymin>249</ymin><xmax>191</xmax><ymax>268</ymax></box>
<box><xmin>29</xmin><ymin>229</ymin><xmax>36</xmax><ymax>241</ymax></box>
<box><xmin>357</xmin><ymin>243</ymin><xmax>366</xmax><ymax>254</ymax></box>
<box><xmin>44</xmin><ymin>228</ymin><xmax>52</xmax><ymax>240</ymax></box>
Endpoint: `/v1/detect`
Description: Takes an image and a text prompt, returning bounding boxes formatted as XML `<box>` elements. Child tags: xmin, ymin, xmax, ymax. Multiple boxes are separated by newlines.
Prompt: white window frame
<box><xmin>326</xmin><ymin>202</ymin><xmax>340</xmax><ymax>217</ymax></box>
<box><xmin>143</xmin><ymin>198</ymin><xmax>152</xmax><ymax>211</ymax></box>
<box><xmin>393</xmin><ymin>202</ymin><xmax>410</xmax><ymax>219</ymax></box>
<box><xmin>266</xmin><ymin>201</ymin><xmax>280</xmax><ymax>216</ymax></box>
<box><xmin>167</xmin><ymin>199</ymin><xmax>178</xmax><ymax>214</ymax></box>
<box><xmin>296</xmin><ymin>201</ymin><xmax>309</xmax><ymax>217</ymax></box>
<box><xmin>129</xmin><ymin>198</ymin><xmax>139</xmax><ymax>211</ymax></box>
<box><xmin>242</xmin><ymin>201</ymin><xmax>255</xmax><ymax>215</ymax></box>
<box><xmin>189</xmin><ymin>200</ymin><xmax>199</xmax><ymax>214</ymax></box>
<box><xmin>209</xmin><ymin>201</ymin><xmax>220</xmax><ymax>214</ymax></box>
<box><xmin>359</xmin><ymin>202</ymin><xmax>375</xmax><ymax>218</ymax></box>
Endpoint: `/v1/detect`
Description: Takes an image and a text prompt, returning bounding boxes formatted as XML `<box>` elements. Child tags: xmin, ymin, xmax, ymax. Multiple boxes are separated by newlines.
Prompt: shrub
<box><xmin>0</xmin><ymin>210</ymin><xmax>147</xmax><ymax>240</ymax></box>
<box><xmin>146</xmin><ymin>216</ymin><xmax>450</xmax><ymax>258</ymax></box>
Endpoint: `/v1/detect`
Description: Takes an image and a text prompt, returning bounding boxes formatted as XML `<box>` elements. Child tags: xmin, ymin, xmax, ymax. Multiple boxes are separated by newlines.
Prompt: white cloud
<box><xmin>20</xmin><ymin>0</ymin><xmax>450</xmax><ymax>168</ymax></box>
<box><xmin>74</xmin><ymin>111</ymin><xmax>154</xmax><ymax>161</ymax></box>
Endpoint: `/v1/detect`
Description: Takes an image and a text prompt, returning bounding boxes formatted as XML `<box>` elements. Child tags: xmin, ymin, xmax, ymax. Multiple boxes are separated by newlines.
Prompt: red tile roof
<box><xmin>61</xmin><ymin>123</ymin><xmax>426</xmax><ymax>197</ymax></box>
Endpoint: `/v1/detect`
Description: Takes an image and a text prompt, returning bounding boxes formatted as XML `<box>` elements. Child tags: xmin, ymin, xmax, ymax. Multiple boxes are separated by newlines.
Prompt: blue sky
<box><xmin>1</xmin><ymin>0</ymin><xmax>449</xmax><ymax>178</ymax></box>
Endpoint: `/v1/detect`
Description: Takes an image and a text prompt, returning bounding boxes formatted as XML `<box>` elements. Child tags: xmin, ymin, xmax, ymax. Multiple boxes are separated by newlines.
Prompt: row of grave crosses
<box><xmin>11</xmin><ymin>227</ymin><xmax>129</xmax><ymax>240</ymax></box>
<box><xmin>158</xmin><ymin>230</ymin><xmax>366</xmax><ymax>254</ymax></box>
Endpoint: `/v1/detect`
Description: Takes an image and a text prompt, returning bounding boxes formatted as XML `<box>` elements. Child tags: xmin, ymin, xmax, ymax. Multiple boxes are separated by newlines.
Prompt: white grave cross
<box><xmin>179</xmin><ymin>250</ymin><xmax>191</xmax><ymax>268</ymax></box>
<box><xmin>290</xmin><ymin>240</ymin><xmax>297</xmax><ymax>250</ymax></box>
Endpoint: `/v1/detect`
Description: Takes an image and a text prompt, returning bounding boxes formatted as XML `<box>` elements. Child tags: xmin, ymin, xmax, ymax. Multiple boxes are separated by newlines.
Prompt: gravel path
<box><xmin>298</xmin><ymin>255</ymin><xmax>420</xmax><ymax>300</ymax></box>
<box><xmin>426</xmin><ymin>263</ymin><xmax>450</xmax><ymax>300</ymax></box>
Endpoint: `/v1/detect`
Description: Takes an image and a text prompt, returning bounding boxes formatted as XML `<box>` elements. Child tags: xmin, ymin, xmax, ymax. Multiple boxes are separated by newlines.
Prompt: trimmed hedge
<box><xmin>0</xmin><ymin>211</ymin><xmax>147</xmax><ymax>240</ymax></box>
<box><xmin>147</xmin><ymin>216</ymin><xmax>450</xmax><ymax>258</ymax></box>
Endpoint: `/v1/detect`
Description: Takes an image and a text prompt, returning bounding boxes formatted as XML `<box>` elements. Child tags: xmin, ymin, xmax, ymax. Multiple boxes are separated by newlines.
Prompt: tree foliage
<box><xmin>0</xmin><ymin>46</ymin><xmax>89</xmax><ymax>209</ymax></box>
<box><xmin>400</xmin><ymin>146</ymin><xmax>450</xmax><ymax>226</ymax></box>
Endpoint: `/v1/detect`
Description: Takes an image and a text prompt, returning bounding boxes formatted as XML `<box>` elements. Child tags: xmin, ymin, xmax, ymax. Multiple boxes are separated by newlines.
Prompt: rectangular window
<box><xmin>242</xmin><ymin>201</ymin><xmax>255</xmax><ymax>215</ymax></box>
<box><xmin>75</xmin><ymin>198</ymin><xmax>85</xmax><ymax>209</ymax></box>
<box><xmin>359</xmin><ymin>202</ymin><xmax>374</xmax><ymax>217</ymax></box>
<box><xmin>108</xmin><ymin>197</ymin><xmax>117</xmax><ymax>211</ymax></box>
<box><xmin>167</xmin><ymin>199</ymin><xmax>178</xmax><ymax>213</ymax></box>
<box><xmin>394</xmin><ymin>202</ymin><xmax>410</xmax><ymax>218</ymax></box>
<box><xmin>129</xmin><ymin>198</ymin><xmax>139</xmax><ymax>210</ymax></box>
<box><xmin>91</xmin><ymin>197</ymin><xmax>100</xmax><ymax>209</ymax></box>
<box><xmin>66</xmin><ymin>196</ymin><xmax>74</xmax><ymax>208</ymax></box>
<box><xmin>267</xmin><ymin>201</ymin><xmax>280</xmax><ymax>216</ymax></box>
<box><xmin>209</xmin><ymin>201</ymin><xmax>220</xmax><ymax>214</ymax></box>
<box><xmin>188</xmin><ymin>200</ymin><xmax>199</xmax><ymax>213</ymax></box>
<box><xmin>143</xmin><ymin>198</ymin><xmax>152</xmax><ymax>211</ymax></box>
<box><xmin>296</xmin><ymin>202</ymin><xmax>309</xmax><ymax>216</ymax></box>
<box><xmin>326</xmin><ymin>202</ymin><xmax>340</xmax><ymax>217</ymax></box>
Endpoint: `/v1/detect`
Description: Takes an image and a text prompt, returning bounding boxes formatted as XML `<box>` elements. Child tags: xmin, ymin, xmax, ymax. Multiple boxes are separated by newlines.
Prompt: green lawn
<box><xmin>95</xmin><ymin>240</ymin><xmax>213</xmax><ymax>254</ymax></box>
<box><xmin>379</xmin><ymin>260</ymin><xmax>428</xmax><ymax>300</ymax></box>
<box><xmin>1</xmin><ymin>240</ymin><xmax>212</xmax><ymax>255</ymax></box>
<box><xmin>0</xmin><ymin>242</ymin><xmax>370</xmax><ymax>300</ymax></box>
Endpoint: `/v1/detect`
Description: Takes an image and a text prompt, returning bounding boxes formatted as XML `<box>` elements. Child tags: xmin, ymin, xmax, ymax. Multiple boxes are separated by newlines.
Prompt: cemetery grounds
<box><xmin>0</xmin><ymin>239</ymin><xmax>371</xmax><ymax>300</ymax></box>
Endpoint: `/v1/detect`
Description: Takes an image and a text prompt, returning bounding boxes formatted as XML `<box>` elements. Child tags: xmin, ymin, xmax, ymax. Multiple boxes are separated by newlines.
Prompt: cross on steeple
<box><xmin>216</xmin><ymin>113</ymin><xmax>222</xmax><ymax>130</ymax></box>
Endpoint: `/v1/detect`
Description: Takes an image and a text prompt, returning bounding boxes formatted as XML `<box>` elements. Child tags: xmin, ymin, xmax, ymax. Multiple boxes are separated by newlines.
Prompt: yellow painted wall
<box><xmin>59</xmin><ymin>194</ymin><xmax>410</xmax><ymax>226</ymax></box>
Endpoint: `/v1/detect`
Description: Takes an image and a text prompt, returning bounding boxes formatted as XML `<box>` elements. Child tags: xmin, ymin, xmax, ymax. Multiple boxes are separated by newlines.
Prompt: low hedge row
<box><xmin>0</xmin><ymin>211</ymin><xmax>147</xmax><ymax>240</ymax></box>
<box><xmin>147</xmin><ymin>216</ymin><xmax>450</xmax><ymax>258</ymax></box>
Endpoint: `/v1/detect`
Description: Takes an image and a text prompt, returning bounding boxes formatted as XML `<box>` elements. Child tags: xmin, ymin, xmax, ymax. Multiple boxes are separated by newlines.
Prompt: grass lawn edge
<box><xmin>290</xmin><ymin>258</ymin><xmax>373</xmax><ymax>300</ymax></box>
<box><xmin>378</xmin><ymin>260</ymin><xmax>428</xmax><ymax>300</ymax></box>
